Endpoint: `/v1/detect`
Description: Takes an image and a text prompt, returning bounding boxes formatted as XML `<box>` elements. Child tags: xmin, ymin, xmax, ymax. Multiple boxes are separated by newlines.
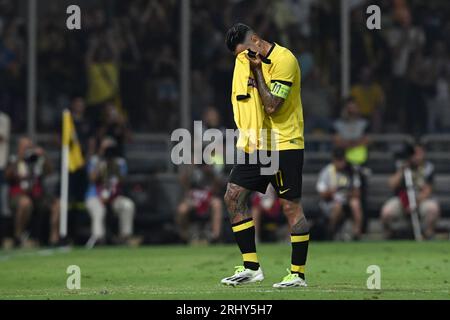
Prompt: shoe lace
<box><xmin>234</xmin><ymin>266</ymin><xmax>246</xmax><ymax>274</ymax></box>
<box><xmin>282</xmin><ymin>268</ymin><xmax>299</xmax><ymax>282</ymax></box>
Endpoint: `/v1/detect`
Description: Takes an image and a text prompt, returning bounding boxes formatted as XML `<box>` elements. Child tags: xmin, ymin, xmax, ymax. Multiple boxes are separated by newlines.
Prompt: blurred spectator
<box><xmin>350</xmin><ymin>6</ymin><xmax>389</xmax><ymax>80</ymax></box>
<box><xmin>316</xmin><ymin>148</ymin><xmax>363</xmax><ymax>240</ymax></box>
<box><xmin>68</xmin><ymin>97</ymin><xmax>92</xmax><ymax>204</ymax></box>
<box><xmin>210</xmin><ymin>54</ymin><xmax>234</xmax><ymax>128</ymax></box>
<box><xmin>431</xmin><ymin>68</ymin><xmax>450</xmax><ymax>133</ymax></box>
<box><xmin>85</xmin><ymin>138</ymin><xmax>135</xmax><ymax>248</ymax></box>
<box><xmin>5</xmin><ymin>137</ymin><xmax>59</xmax><ymax>247</ymax></box>
<box><xmin>0</xmin><ymin>0</ymin><xmax>448</xmax><ymax>246</ymax></box>
<box><xmin>426</xmin><ymin>42</ymin><xmax>450</xmax><ymax>133</ymax></box>
<box><xmin>0</xmin><ymin>0</ymin><xmax>445</xmax><ymax>137</ymax></box>
<box><xmin>153</xmin><ymin>44</ymin><xmax>179</xmax><ymax>131</ymax></box>
<box><xmin>176</xmin><ymin>163</ymin><xmax>223</xmax><ymax>244</ymax></box>
<box><xmin>37</xmin><ymin>23</ymin><xmax>70</xmax><ymax>130</ymax></box>
<box><xmin>251</xmin><ymin>185</ymin><xmax>286</xmax><ymax>243</ymax></box>
<box><xmin>380</xmin><ymin>144</ymin><xmax>440</xmax><ymax>239</ymax></box>
<box><xmin>350</xmin><ymin>67</ymin><xmax>385</xmax><ymax>133</ymax></box>
<box><xmin>85</xmin><ymin>31</ymin><xmax>121</xmax><ymax>126</ymax></box>
<box><xmin>386</xmin><ymin>7</ymin><xmax>425</xmax><ymax>131</ymax></box>
<box><xmin>116</xmin><ymin>16</ymin><xmax>144</xmax><ymax>132</ymax></box>
<box><xmin>191</xmin><ymin>71</ymin><xmax>214</xmax><ymax>121</ymax></box>
<box><xmin>295</xmin><ymin>36</ymin><xmax>314</xmax><ymax>80</ymax></box>
<box><xmin>154</xmin><ymin>44</ymin><xmax>178</xmax><ymax>103</ymax></box>
<box><xmin>97</xmin><ymin>102</ymin><xmax>130</xmax><ymax>158</ymax></box>
<box><xmin>333</xmin><ymin>98</ymin><xmax>369</xmax><ymax>167</ymax></box>
<box><xmin>0</xmin><ymin>109</ymin><xmax>10</xmax><ymax>216</ymax></box>
<box><xmin>302</xmin><ymin>67</ymin><xmax>333</xmax><ymax>134</ymax></box>
<box><xmin>283</xmin><ymin>0</ymin><xmax>315</xmax><ymax>38</ymax></box>
<box><xmin>201</xmin><ymin>106</ymin><xmax>226</xmax><ymax>172</ymax></box>
<box><xmin>333</xmin><ymin>98</ymin><xmax>370</xmax><ymax>231</ymax></box>
<box><xmin>70</xmin><ymin>96</ymin><xmax>95</xmax><ymax>157</ymax></box>
<box><xmin>405</xmin><ymin>50</ymin><xmax>431</xmax><ymax>136</ymax></box>
<box><xmin>0</xmin><ymin>14</ymin><xmax>25</xmax><ymax>132</ymax></box>
<box><xmin>202</xmin><ymin>106</ymin><xmax>224</xmax><ymax>132</ymax></box>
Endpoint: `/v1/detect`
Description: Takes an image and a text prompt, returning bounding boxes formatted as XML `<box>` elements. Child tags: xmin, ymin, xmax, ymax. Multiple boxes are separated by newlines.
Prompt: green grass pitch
<box><xmin>0</xmin><ymin>241</ymin><xmax>449</xmax><ymax>300</ymax></box>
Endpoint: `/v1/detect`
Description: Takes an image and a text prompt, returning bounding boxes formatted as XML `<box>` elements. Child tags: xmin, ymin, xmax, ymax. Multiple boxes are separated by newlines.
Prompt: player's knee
<box><xmin>88</xmin><ymin>199</ymin><xmax>106</xmax><ymax>218</ymax></box>
<box><xmin>223</xmin><ymin>191</ymin><xmax>233</xmax><ymax>211</ymax></box>
<box><xmin>177</xmin><ymin>201</ymin><xmax>190</xmax><ymax>216</ymax></box>
<box><xmin>332</xmin><ymin>201</ymin><xmax>343</xmax><ymax>213</ymax></box>
<box><xmin>211</xmin><ymin>197</ymin><xmax>223</xmax><ymax>212</ymax></box>
<box><xmin>349</xmin><ymin>197</ymin><xmax>361</xmax><ymax>209</ymax></box>
<box><xmin>280</xmin><ymin>199</ymin><xmax>307</xmax><ymax>231</ymax></box>
<box><xmin>97</xmin><ymin>206</ymin><xmax>106</xmax><ymax>218</ymax></box>
<box><xmin>350</xmin><ymin>198</ymin><xmax>362</xmax><ymax>215</ymax></box>
<box><xmin>18</xmin><ymin>195</ymin><xmax>32</xmax><ymax>210</ymax></box>
<box><xmin>423</xmin><ymin>201</ymin><xmax>440</xmax><ymax>219</ymax></box>
<box><xmin>380</xmin><ymin>203</ymin><xmax>393</xmax><ymax>221</ymax></box>
<box><xmin>121</xmin><ymin>198</ymin><xmax>135</xmax><ymax>215</ymax></box>
<box><xmin>224</xmin><ymin>184</ymin><xmax>244</xmax><ymax>214</ymax></box>
<box><xmin>280</xmin><ymin>198</ymin><xmax>300</xmax><ymax>216</ymax></box>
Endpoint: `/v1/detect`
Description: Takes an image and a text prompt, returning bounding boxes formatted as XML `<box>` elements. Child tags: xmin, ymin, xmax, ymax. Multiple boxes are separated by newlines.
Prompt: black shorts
<box><xmin>229</xmin><ymin>149</ymin><xmax>304</xmax><ymax>200</ymax></box>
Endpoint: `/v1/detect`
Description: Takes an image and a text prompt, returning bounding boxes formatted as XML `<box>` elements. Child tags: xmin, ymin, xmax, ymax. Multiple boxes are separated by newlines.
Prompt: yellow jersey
<box><xmin>261</xmin><ymin>43</ymin><xmax>304</xmax><ymax>151</ymax></box>
<box><xmin>350</xmin><ymin>83</ymin><xmax>384</xmax><ymax>117</ymax></box>
<box><xmin>86</xmin><ymin>62</ymin><xmax>119</xmax><ymax>106</ymax></box>
<box><xmin>231</xmin><ymin>52</ymin><xmax>266</xmax><ymax>153</ymax></box>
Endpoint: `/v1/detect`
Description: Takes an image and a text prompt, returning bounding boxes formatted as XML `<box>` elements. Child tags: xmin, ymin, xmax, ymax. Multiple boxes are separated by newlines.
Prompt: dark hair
<box><xmin>104</xmin><ymin>145</ymin><xmax>120</xmax><ymax>159</ymax></box>
<box><xmin>397</xmin><ymin>143</ymin><xmax>415</xmax><ymax>160</ymax></box>
<box><xmin>225</xmin><ymin>23</ymin><xmax>252</xmax><ymax>52</ymax></box>
<box><xmin>344</xmin><ymin>96</ymin><xmax>356</xmax><ymax>105</ymax></box>
<box><xmin>332</xmin><ymin>147</ymin><xmax>346</xmax><ymax>160</ymax></box>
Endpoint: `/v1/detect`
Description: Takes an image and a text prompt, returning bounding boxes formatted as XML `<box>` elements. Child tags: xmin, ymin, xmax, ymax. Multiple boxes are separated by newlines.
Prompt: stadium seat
<box><xmin>126</xmin><ymin>136</ymin><xmax>174</xmax><ymax>174</ymax></box>
<box><xmin>434</xmin><ymin>175</ymin><xmax>450</xmax><ymax>217</ymax></box>
<box><xmin>366</xmin><ymin>175</ymin><xmax>391</xmax><ymax>217</ymax></box>
<box><xmin>301</xmin><ymin>174</ymin><xmax>321</xmax><ymax>218</ymax></box>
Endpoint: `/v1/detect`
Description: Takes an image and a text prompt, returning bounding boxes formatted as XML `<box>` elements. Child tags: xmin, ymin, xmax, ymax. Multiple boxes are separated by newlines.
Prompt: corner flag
<box><xmin>60</xmin><ymin>109</ymin><xmax>85</xmax><ymax>238</ymax></box>
<box><xmin>62</xmin><ymin>110</ymin><xmax>84</xmax><ymax>172</ymax></box>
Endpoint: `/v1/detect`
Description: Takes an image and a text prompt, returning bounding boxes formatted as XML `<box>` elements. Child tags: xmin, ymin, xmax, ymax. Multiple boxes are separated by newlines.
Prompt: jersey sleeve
<box><xmin>316</xmin><ymin>167</ymin><xmax>329</xmax><ymax>193</ymax></box>
<box><xmin>118</xmin><ymin>158</ymin><xmax>128</xmax><ymax>176</ymax></box>
<box><xmin>352</xmin><ymin>171</ymin><xmax>362</xmax><ymax>189</ymax></box>
<box><xmin>87</xmin><ymin>157</ymin><xmax>98</xmax><ymax>175</ymax></box>
<box><xmin>270</xmin><ymin>53</ymin><xmax>298</xmax><ymax>99</ymax></box>
<box><xmin>424</xmin><ymin>162</ymin><xmax>435</xmax><ymax>185</ymax></box>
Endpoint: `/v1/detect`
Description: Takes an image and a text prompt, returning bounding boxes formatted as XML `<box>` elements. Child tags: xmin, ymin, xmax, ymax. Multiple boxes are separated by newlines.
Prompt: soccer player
<box><xmin>221</xmin><ymin>23</ymin><xmax>309</xmax><ymax>288</ymax></box>
<box><xmin>316</xmin><ymin>148</ymin><xmax>363</xmax><ymax>240</ymax></box>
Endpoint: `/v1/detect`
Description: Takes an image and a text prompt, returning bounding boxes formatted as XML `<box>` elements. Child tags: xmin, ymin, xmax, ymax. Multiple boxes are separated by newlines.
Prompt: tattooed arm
<box><xmin>253</xmin><ymin>67</ymin><xmax>284</xmax><ymax>115</ymax></box>
<box><xmin>247</xmin><ymin>54</ymin><xmax>284</xmax><ymax>115</ymax></box>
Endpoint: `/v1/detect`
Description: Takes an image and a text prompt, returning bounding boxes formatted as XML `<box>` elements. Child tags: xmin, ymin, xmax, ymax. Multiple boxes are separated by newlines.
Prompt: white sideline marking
<box><xmin>2</xmin><ymin>286</ymin><xmax>449</xmax><ymax>299</ymax></box>
<box><xmin>0</xmin><ymin>246</ymin><xmax>72</xmax><ymax>262</ymax></box>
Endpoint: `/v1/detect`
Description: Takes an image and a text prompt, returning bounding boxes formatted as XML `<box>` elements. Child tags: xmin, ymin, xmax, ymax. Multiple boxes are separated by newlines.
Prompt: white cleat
<box><xmin>273</xmin><ymin>269</ymin><xmax>308</xmax><ymax>288</ymax></box>
<box><xmin>221</xmin><ymin>266</ymin><xmax>264</xmax><ymax>286</ymax></box>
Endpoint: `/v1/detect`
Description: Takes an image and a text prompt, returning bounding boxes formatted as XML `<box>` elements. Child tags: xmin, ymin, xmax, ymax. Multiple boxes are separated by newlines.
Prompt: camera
<box><xmin>104</xmin><ymin>145</ymin><xmax>120</xmax><ymax>159</ymax></box>
<box><xmin>24</xmin><ymin>148</ymin><xmax>39</xmax><ymax>164</ymax></box>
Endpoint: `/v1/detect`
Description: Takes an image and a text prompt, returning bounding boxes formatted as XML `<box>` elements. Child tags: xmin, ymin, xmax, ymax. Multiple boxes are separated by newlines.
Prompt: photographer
<box><xmin>333</xmin><ymin>97</ymin><xmax>370</xmax><ymax>233</ymax></box>
<box><xmin>380</xmin><ymin>143</ymin><xmax>440</xmax><ymax>239</ymax></box>
<box><xmin>5</xmin><ymin>137</ymin><xmax>59</xmax><ymax>247</ymax></box>
<box><xmin>0</xmin><ymin>110</ymin><xmax>10</xmax><ymax>217</ymax></box>
<box><xmin>316</xmin><ymin>148</ymin><xmax>363</xmax><ymax>240</ymax></box>
<box><xmin>96</xmin><ymin>102</ymin><xmax>130</xmax><ymax>158</ymax></box>
<box><xmin>176</xmin><ymin>163</ymin><xmax>223</xmax><ymax>244</ymax></box>
<box><xmin>85</xmin><ymin>138</ymin><xmax>135</xmax><ymax>247</ymax></box>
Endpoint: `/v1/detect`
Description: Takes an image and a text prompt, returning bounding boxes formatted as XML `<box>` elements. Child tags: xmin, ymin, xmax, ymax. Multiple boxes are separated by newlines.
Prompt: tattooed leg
<box><xmin>280</xmin><ymin>198</ymin><xmax>309</xmax><ymax>234</ymax></box>
<box><xmin>280</xmin><ymin>198</ymin><xmax>310</xmax><ymax>280</ymax></box>
<box><xmin>224</xmin><ymin>183</ymin><xmax>252</xmax><ymax>224</ymax></box>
